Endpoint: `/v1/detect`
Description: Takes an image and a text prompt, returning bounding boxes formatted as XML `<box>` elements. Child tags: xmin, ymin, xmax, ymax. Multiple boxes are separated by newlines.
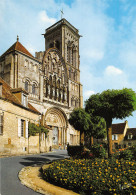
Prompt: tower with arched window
<box><xmin>44</xmin><ymin>18</ymin><xmax>83</xmax><ymax>108</ymax></box>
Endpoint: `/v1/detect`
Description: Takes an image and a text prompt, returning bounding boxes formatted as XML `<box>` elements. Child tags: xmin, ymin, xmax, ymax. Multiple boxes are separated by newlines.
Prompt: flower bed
<box><xmin>42</xmin><ymin>158</ymin><xmax>136</xmax><ymax>194</ymax></box>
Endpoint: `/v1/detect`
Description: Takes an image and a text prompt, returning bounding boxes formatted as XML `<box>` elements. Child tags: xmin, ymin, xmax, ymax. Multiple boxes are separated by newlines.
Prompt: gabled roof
<box><xmin>0</xmin><ymin>78</ymin><xmax>40</xmax><ymax>114</ymax></box>
<box><xmin>112</xmin><ymin>122</ymin><xmax>126</xmax><ymax>134</ymax></box>
<box><xmin>0</xmin><ymin>40</ymin><xmax>34</xmax><ymax>58</ymax></box>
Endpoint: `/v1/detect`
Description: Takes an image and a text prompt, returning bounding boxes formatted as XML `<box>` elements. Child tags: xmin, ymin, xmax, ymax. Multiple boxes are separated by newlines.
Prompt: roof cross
<box><xmin>17</xmin><ymin>35</ymin><xmax>19</xmax><ymax>42</ymax></box>
<box><xmin>60</xmin><ymin>8</ymin><xmax>64</xmax><ymax>19</ymax></box>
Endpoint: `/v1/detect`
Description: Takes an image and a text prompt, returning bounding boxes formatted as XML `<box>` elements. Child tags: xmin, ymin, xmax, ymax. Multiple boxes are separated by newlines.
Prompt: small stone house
<box><xmin>124</xmin><ymin>128</ymin><xmax>136</xmax><ymax>147</ymax></box>
<box><xmin>111</xmin><ymin>121</ymin><xmax>128</xmax><ymax>149</ymax></box>
<box><xmin>0</xmin><ymin>78</ymin><xmax>51</xmax><ymax>154</ymax></box>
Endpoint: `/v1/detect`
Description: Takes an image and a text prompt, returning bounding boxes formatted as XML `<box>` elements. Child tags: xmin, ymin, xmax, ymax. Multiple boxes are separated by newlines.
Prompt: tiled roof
<box><xmin>28</xmin><ymin>103</ymin><xmax>40</xmax><ymax>114</ymax></box>
<box><xmin>1</xmin><ymin>41</ymin><xmax>34</xmax><ymax>58</ymax></box>
<box><xmin>0</xmin><ymin>78</ymin><xmax>40</xmax><ymax>114</ymax></box>
<box><xmin>112</xmin><ymin>122</ymin><xmax>126</xmax><ymax>134</ymax></box>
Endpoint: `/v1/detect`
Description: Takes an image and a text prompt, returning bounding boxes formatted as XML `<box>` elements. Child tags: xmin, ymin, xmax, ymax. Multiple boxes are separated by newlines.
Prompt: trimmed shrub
<box><xmin>67</xmin><ymin>145</ymin><xmax>84</xmax><ymax>157</ymax></box>
<box><xmin>90</xmin><ymin>143</ymin><xmax>106</xmax><ymax>158</ymax></box>
<box><xmin>119</xmin><ymin>148</ymin><xmax>133</xmax><ymax>160</ymax></box>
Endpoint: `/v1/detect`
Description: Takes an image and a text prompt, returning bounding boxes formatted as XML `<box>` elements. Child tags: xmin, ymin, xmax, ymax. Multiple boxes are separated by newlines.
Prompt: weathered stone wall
<box><xmin>0</xmin><ymin>98</ymin><xmax>41</xmax><ymax>154</ymax></box>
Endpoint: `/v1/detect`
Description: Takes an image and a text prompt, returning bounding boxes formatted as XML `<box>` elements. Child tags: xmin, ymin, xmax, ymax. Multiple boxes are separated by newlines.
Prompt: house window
<box><xmin>18</xmin><ymin>119</ymin><xmax>28</xmax><ymax>138</ymax></box>
<box><xmin>112</xmin><ymin>134</ymin><xmax>118</xmax><ymax>140</ymax></box>
<box><xmin>25</xmin><ymin>81</ymin><xmax>29</xmax><ymax>92</ymax></box>
<box><xmin>21</xmin><ymin>119</ymin><xmax>25</xmax><ymax>137</ymax></box>
<box><xmin>0</xmin><ymin>115</ymin><xmax>3</xmax><ymax>134</ymax></box>
<box><xmin>22</xmin><ymin>94</ymin><xmax>27</xmax><ymax>107</ymax></box>
<box><xmin>128</xmin><ymin>134</ymin><xmax>133</xmax><ymax>140</ymax></box>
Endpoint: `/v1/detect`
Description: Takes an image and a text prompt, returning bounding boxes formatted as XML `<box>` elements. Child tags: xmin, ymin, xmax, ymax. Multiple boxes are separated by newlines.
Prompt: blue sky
<box><xmin>1</xmin><ymin>0</ymin><xmax>136</xmax><ymax>127</ymax></box>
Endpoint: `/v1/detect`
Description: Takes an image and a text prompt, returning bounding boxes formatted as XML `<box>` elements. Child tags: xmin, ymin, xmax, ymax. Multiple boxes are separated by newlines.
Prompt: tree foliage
<box><xmin>28</xmin><ymin>122</ymin><xmax>49</xmax><ymax>137</ymax></box>
<box><xmin>69</xmin><ymin>108</ymin><xmax>92</xmax><ymax>133</ymax></box>
<box><xmin>85</xmin><ymin>88</ymin><xmax>136</xmax><ymax>123</ymax></box>
<box><xmin>89</xmin><ymin>116</ymin><xmax>106</xmax><ymax>139</ymax></box>
<box><xmin>69</xmin><ymin>108</ymin><xmax>106</xmax><ymax>143</ymax></box>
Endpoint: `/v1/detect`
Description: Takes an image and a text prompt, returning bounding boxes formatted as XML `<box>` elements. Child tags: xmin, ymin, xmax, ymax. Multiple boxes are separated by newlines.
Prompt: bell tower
<box><xmin>43</xmin><ymin>18</ymin><xmax>83</xmax><ymax>108</ymax></box>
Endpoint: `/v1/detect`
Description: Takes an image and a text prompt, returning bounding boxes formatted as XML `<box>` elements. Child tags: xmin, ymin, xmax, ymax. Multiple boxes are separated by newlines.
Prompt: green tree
<box><xmin>69</xmin><ymin>108</ymin><xmax>106</xmax><ymax>146</ymax></box>
<box><xmin>28</xmin><ymin>122</ymin><xmax>39</xmax><ymax>137</ymax></box>
<box><xmin>87</xmin><ymin>116</ymin><xmax>106</xmax><ymax>146</ymax></box>
<box><xmin>85</xmin><ymin>88</ymin><xmax>136</xmax><ymax>157</ymax></box>
<box><xmin>69</xmin><ymin>108</ymin><xmax>92</xmax><ymax>145</ymax></box>
<box><xmin>28</xmin><ymin>122</ymin><xmax>49</xmax><ymax>137</ymax></box>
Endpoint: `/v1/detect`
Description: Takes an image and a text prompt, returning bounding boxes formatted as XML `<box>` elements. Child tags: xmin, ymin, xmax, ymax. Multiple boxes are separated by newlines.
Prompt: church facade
<box><xmin>0</xmin><ymin>18</ymin><xmax>83</xmax><ymax>152</ymax></box>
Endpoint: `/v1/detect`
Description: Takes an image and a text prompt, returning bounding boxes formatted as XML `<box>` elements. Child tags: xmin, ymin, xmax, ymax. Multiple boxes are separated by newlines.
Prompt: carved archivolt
<box><xmin>45</xmin><ymin>107</ymin><xmax>68</xmax><ymax>128</ymax></box>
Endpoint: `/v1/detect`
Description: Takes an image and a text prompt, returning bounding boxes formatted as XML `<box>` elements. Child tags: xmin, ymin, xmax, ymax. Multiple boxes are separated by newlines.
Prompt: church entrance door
<box><xmin>53</xmin><ymin>126</ymin><xmax>58</xmax><ymax>145</ymax></box>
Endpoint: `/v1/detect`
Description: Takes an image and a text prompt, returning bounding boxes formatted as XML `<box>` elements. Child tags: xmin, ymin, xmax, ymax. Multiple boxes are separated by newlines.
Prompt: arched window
<box><xmin>32</xmin><ymin>83</ymin><xmax>36</xmax><ymax>95</ymax></box>
<box><xmin>24</xmin><ymin>60</ymin><xmax>28</xmax><ymax>67</ymax></box>
<box><xmin>49</xmin><ymin>43</ymin><xmax>53</xmax><ymax>48</ymax></box>
<box><xmin>74</xmin><ymin>71</ymin><xmax>77</xmax><ymax>81</ymax></box>
<box><xmin>25</xmin><ymin>81</ymin><xmax>29</xmax><ymax>92</ymax></box>
<box><xmin>49</xmin><ymin>75</ymin><xmax>52</xmax><ymax>85</ymax></box>
<box><xmin>53</xmin><ymin>75</ymin><xmax>56</xmax><ymax>86</ymax></box>
<box><xmin>67</xmin><ymin>46</ymin><xmax>70</xmax><ymax>63</ymax></box>
<box><xmin>57</xmin><ymin>79</ymin><xmax>60</xmax><ymax>88</ymax></box>
<box><xmin>69</xmin><ymin>68</ymin><xmax>71</xmax><ymax>79</ymax></box>
<box><xmin>56</xmin><ymin>41</ymin><xmax>60</xmax><ymax>50</ymax></box>
<box><xmin>73</xmin><ymin>47</ymin><xmax>76</xmax><ymax>67</ymax></box>
<box><xmin>29</xmin><ymin>62</ymin><xmax>33</xmax><ymax>69</ymax></box>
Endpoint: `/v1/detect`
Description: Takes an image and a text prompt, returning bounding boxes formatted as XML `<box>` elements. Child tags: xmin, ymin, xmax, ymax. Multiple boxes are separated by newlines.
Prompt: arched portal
<box><xmin>45</xmin><ymin>107</ymin><xmax>68</xmax><ymax>147</ymax></box>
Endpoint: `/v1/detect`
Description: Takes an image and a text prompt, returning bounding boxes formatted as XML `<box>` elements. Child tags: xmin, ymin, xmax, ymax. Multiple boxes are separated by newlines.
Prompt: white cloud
<box><xmin>104</xmin><ymin>66</ymin><xmax>123</xmax><ymax>76</ymax></box>
<box><xmin>85</xmin><ymin>50</ymin><xmax>104</xmax><ymax>60</ymax></box>
<box><xmin>39</xmin><ymin>11</ymin><xmax>56</xmax><ymax>25</ymax></box>
<box><xmin>84</xmin><ymin>90</ymin><xmax>95</xmax><ymax>100</ymax></box>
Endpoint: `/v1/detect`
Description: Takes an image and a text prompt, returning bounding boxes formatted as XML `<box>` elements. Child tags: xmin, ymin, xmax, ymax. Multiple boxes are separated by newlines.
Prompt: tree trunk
<box><xmin>106</xmin><ymin>120</ymin><xmax>112</xmax><ymax>158</ymax></box>
<box><xmin>80</xmin><ymin>131</ymin><xmax>84</xmax><ymax>145</ymax></box>
<box><xmin>90</xmin><ymin>136</ymin><xmax>93</xmax><ymax>146</ymax></box>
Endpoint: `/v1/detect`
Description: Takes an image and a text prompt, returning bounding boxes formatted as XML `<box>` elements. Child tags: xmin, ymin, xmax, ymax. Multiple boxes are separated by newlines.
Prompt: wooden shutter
<box><xmin>18</xmin><ymin>118</ymin><xmax>21</xmax><ymax>137</ymax></box>
<box><xmin>25</xmin><ymin>120</ymin><xmax>28</xmax><ymax>138</ymax></box>
<box><xmin>0</xmin><ymin>115</ymin><xmax>3</xmax><ymax>134</ymax></box>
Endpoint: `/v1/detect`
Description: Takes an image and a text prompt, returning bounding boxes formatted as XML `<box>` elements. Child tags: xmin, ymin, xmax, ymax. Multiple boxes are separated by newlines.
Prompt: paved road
<box><xmin>0</xmin><ymin>150</ymin><xmax>69</xmax><ymax>195</ymax></box>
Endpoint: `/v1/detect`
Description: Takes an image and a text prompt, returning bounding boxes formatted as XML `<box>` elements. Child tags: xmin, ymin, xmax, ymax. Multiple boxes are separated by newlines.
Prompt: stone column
<box><xmin>70</xmin><ymin>47</ymin><xmax>72</xmax><ymax>64</ymax></box>
<box><xmin>65</xmin><ymin>128</ymin><xmax>67</xmax><ymax>145</ymax></box>
<box><xmin>63</xmin><ymin>127</ymin><xmax>65</xmax><ymax>145</ymax></box>
<box><xmin>40</xmin><ymin>73</ymin><xmax>43</xmax><ymax>102</ymax></box>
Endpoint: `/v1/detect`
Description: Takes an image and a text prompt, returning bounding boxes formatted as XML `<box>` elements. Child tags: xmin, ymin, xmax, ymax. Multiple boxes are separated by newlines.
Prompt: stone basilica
<box><xmin>0</xmin><ymin>18</ymin><xmax>83</xmax><ymax>151</ymax></box>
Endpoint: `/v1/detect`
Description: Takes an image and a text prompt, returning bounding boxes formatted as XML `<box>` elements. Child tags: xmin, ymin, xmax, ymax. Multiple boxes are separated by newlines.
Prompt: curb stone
<box><xmin>18</xmin><ymin>165</ymin><xmax>79</xmax><ymax>195</ymax></box>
